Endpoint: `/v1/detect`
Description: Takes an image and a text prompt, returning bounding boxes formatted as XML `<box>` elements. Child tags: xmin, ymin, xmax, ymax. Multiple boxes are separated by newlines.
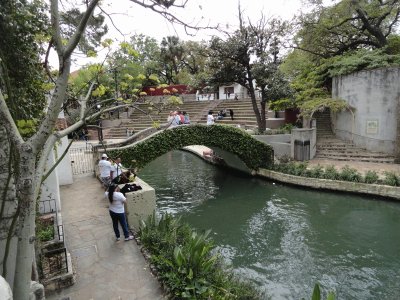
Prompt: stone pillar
<box><xmin>291</xmin><ymin>128</ymin><xmax>317</xmax><ymax>160</ymax></box>
<box><xmin>123</xmin><ymin>178</ymin><xmax>157</xmax><ymax>229</ymax></box>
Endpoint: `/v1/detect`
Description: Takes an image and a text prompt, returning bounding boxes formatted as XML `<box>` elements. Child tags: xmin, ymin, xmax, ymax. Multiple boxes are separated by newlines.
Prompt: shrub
<box><xmin>323</xmin><ymin>165</ymin><xmax>340</xmax><ymax>180</ymax></box>
<box><xmin>307</xmin><ymin>164</ymin><xmax>325</xmax><ymax>178</ymax></box>
<box><xmin>383</xmin><ymin>171</ymin><xmax>400</xmax><ymax>186</ymax></box>
<box><xmin>339</xmin><ymin>165</ymin><xmax>362</xmax><ymax>182</ymax></box>
<box><xmin>36</xmin><ymin>219</ymin><xmax>54</xmax><ymax>242</ymax></box>
<box><xmin>279</xmin><ymin>123</ymin><xmax>295</xmax><ymax>133</ymax></box>
<box><xmin>278</xmin><ymin>154</ymin><xmax>292</xmax><ymax>164</ymax></box>
<box><xmin>138</xmin><ymin>213</ymin><xmax>262</xmax><ymax>299</ymax></box>
<box><xmin>364</xmin><ymin>170</ymin><xmax>379</xmax><ymax>184</ymax></box>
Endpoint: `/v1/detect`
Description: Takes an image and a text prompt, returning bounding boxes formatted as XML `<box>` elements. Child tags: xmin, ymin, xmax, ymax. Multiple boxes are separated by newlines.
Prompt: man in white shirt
<box><xmin>111</xmin><ymin>157</ymin><xmax>123</xmax><ymax>181</ymax></box>
<box><xmin>98</xmin><ymin>153</ymin><xmax>112</xmax><ymax>189</ymax></box>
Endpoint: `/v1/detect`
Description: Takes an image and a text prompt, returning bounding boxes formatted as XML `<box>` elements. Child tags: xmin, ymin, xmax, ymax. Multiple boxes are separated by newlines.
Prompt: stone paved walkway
<box><xmin>47</xmin><ymin>175</ymin><xmax>165</xmax><ymax>300</ymax></box>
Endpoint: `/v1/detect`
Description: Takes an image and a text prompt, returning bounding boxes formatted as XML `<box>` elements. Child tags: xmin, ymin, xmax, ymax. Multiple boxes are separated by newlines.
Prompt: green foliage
<box><xmin>306</xmin><ymin>164</ymin><xmax>325</xmax><ymax>179</ymax></box>
<box><xmin>299</xmin><ymin>98</ymin><xmax>353</xmax><ymax>119</ymax></box>
<box><xmin>323</xmin><ymin>165</ymin><xmax>340</xmax><ymax>180</ymax></box>
<box><xmin>339</xmin><ymin>165</ymin><xmax>362</xmax><ymax>182</ymax></box>
<box><xmin>16</xmin><ymin>119</ymin><xmax>39</xmax><ymax>137</ymax></box>
<box><xmin>383</xmin><ymin>171</ymin><xmax>400</xmax><ymax>186</ymax></box>
<box><xmin>279</xmin><ymin>123</ymin><xmax>295</xmax><ymax>133</ymax></box>
<box><xmin>139</xmin><ymin>213</ymin><xmax>261</xmax><ymax>299</ymax></box>
<box><xmin>269</xmin><ymin>98</ymin><xmax>296</xmax><ymax>111</ymax></box>
<box><xmin>0</xmin><ymin>0</ymin><xmax>49</xmax><ymax>120</ymax></box>
<box><xmin>36</xmin><ymin>219</ymin><xmax>54</xmax><ymax>242</ymax></box>
<box><xmin>327</xmin><ymin>49</ymin><xmax>400</xmax><ymax>78</ymax></box>
<box><xmin>108</xmin><ymin>125</ymin><xmax>274</xmax><ymax>171</ymax></box>
<box><xmin>364</xmin><ymin>170</ymin><xmax>379</xmax><ymax>184</ymax></box>
<box><xmin>274</xmin><ymin>161</ymin><xmax>308</xmax><ymax>176</ymax></box>
<box><xmin>60</xmin><ymin>8</ymin><xmax>108</xmax><ymax>54</ymax></box>
<box><xmin>302</xmin><ymin>283</ymin><xmax>335</xmax><ymax>300</ymax></box>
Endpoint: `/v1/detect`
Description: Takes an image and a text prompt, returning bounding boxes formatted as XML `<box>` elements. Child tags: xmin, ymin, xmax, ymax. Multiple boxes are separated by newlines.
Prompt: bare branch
<box><xmin>0</xmin><ymin>90</ymin><xmax>23</xmax><ymax>146</ymax></box>
<box><xmin>56</xmin><ymin>103</ymin><xmax>131</xmax><ymax>138</ymax></box>
<box><xmin>128</xmin><ymin>0</ymin><xmax>217</xmax><ymax>35</ymax></box>
<box><xmin>50</xmin><ymin>0</ymin><xmax>64</xmax><ymax>58</ymax></box>
<box><xmin>98</xmin><ymin>5</ymin><xmax>126</xmax><ymax>39</ymax></box>
<box><xmin>79</xmin><ymin>82</ymin><xmax>97</xmax><ymax>119</ymax></box>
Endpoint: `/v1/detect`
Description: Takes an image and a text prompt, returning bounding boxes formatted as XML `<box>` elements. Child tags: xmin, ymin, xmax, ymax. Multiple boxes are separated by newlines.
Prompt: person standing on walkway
<box><xmin>207</xmin><ymin>110</ymin><xmax>215</xmax><ymax>125</ymax></box>
<box><xmin>106</xmin><ymin>184</ymin><xmax>134</xmax><ymax>241</ymax></box>
<box><xmin>98</xmin><ymin>154</ymin><xmax>112</xmax><ymax>190</ymax></box>
<box><xmin>111</xmin><ymin>157</ymin><xmax>123</xmax><ymax>182</ymax></box>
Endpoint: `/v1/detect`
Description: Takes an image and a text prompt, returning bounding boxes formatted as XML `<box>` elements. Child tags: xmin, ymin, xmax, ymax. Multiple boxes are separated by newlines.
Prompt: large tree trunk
<box><xmin>246</xmin><ymin>69</ymin><xmax>265</xmax><ymax>133</ymax></box>
<box><xmin>0</xmin><ymin>128</ymin><xmax>19</xmax><ymax>287</ymax></box>
<box><xmin>395</xmin><ymin>96</ymin><xmax>400</xmax><ymax>163</ymax></box>
<box><xmin>13</xmin><ymin>143</ymin><xmax>38</xmax><ymax>299</ymax></box>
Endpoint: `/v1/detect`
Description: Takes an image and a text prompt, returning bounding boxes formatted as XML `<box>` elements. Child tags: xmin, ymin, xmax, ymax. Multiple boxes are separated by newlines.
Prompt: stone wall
<box><xmin>257</xmin><ymin>169</ymin><xmax>400</xmax><ymax>200</ymax></box>
<box><xmin>253</xmin><ymin>134</ymin><xmax>291</xmax><ymax>158</ymax></box>
<box><xmin>332</xmin><ymin>67</ymin><xmax>400</xmax><ymax>154</ymax></box>
<box><xmin>123</xmin><ymin>178</ymin><xmax>157</xmax><ymax>229</ymax></box>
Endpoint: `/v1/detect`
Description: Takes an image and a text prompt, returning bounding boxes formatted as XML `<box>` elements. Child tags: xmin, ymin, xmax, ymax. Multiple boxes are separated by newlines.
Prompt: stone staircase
<box><xmin>202</xmin><ymin>99</ymin><xmax>285</xmax><ymax>130</ymax></box>
<box><xmin>104</xmin><ymin>101</ymin><xmax>216</xmax><ymax>139</ymax></box>
<box><xmin>314</xmin><ymin>110</ymin><xmax>395</xmax><ymax>163</ymax></box>
<box><xmin>104</xmin><ymin>98</ymin><xmax>285</xmax><ymax>139</ymax></box>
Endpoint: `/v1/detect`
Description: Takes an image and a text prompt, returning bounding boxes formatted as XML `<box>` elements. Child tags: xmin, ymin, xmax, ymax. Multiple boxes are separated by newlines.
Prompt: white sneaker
<box><xmin>124</xmin><ymin>235</ymin><xmax>134</xmax><ymax>241</ymax></box>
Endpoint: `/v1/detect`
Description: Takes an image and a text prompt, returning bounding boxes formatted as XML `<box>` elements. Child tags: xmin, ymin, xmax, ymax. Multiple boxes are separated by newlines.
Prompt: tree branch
<box><xmin>79</xmin><ymin>82</ymin><xmax>96</xmax><ymax>119</ymax></box>
<box><xmin>64</xmin><ymin>0</ymin><xmax>101</xmax><ymax>59</ymax></box>
<box><xmin>128</xmin><ymin>0</ymin><xmax>217</xmax><ymax>35</ymax></box>
<box><xmin>50</xmin><ymin>0</ymin><xmax>64</xmax><ymax>58</ymax></box>
<box><xmin>0</xmin><ymin>90</ymin><xmax>23</xmax><ymax>146</ymax></box>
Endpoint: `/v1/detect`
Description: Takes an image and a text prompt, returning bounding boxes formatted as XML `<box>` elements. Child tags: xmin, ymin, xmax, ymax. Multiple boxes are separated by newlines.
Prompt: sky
<box><xmin>66</xmin><ymin>0</ymin><xmax>308</xmax><ymax>70</ymax></box>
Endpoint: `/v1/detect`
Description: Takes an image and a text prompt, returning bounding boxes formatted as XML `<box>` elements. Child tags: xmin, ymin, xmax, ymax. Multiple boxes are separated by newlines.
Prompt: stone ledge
<box><xmin>257</xmin><ymin>169</ymin><xmax>400</xmax><ymax>200</ymax></box>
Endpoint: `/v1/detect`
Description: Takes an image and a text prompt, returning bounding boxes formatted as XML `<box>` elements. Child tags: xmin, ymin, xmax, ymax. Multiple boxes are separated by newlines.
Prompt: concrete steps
<box><xmin>316</xmin><ymin>138</ymin><xmax>395</xmax><ymax>164</ymax></box>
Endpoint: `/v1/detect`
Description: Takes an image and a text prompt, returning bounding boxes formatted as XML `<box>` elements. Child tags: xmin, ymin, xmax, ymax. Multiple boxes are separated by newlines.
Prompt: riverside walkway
<box><xmin>49</xmin><ymin>141</ymin><xmax>398</xmax><ymax>299</ymax></box>
<box><xmin>47</xmin><ymin>175</ymin><xmax>165</xmax><ymax>300</ymax></box>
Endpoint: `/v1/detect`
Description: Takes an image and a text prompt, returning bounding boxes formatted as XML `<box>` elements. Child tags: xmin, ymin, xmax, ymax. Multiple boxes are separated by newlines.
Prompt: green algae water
<box><xmin>138</xmin><ymin>150</ymin><xmax>400</xmax><ymax>299</ymax></box>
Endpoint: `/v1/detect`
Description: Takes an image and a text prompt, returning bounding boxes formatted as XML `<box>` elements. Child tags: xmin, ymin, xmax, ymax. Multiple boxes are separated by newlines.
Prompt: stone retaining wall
<box><xmin>257</xmin><ymin>169</ymin><xmax>400</xmax><ymax>200</ymax></box>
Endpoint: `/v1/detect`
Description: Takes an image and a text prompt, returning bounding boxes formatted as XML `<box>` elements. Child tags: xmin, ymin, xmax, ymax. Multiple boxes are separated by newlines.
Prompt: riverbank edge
<box><xmin>182</xmin><ymin>145</ymin><xmax>400</xmax><ymax>201</ymax></box>
<box><xmin>257</xmin><ymin>169</ymin><xmax>400</xmax><ymax>201</ymax></box>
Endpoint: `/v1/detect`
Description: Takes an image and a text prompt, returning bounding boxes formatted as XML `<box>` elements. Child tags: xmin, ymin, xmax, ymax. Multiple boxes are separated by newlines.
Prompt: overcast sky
<box><xmin>66</xmin><ymin>0</ymin><xmax>308</xmax><ymax>70</ymax></box>
<box><xmin>103</xmin><ymin>0</ymin><xmax>304</xmax><ymax>41</ymax></box>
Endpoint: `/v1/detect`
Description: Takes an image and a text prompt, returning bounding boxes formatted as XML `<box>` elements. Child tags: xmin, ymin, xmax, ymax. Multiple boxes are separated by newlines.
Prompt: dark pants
<box><xmin>109</xmin><ymin>210</ymin><xmax>129</xmax><ymax>238</ymax></box>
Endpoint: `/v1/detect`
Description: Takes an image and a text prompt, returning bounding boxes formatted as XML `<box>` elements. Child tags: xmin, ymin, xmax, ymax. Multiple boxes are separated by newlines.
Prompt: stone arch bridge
<box><xmin>104</xmin><ymin>124</ymin><xmax>274</xmax><ymax>172</ymax></box>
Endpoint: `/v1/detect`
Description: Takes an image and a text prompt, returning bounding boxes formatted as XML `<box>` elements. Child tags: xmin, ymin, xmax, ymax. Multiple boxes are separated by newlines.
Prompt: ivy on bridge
<box><xmin>107</xmin><ymin>124</ymin><xmax>274</xmax><ymax>171</ymax></box>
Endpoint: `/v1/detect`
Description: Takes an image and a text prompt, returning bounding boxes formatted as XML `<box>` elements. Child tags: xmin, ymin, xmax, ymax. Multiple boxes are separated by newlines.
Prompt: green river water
<box><xmin>138</xmin><ymin>150</ymin><xmax>400</xmax><ymax>299</ymax></box>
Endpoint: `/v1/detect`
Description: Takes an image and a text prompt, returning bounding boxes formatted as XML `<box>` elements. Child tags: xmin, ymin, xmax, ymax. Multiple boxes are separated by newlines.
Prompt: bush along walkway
<box><xmin>135</xmin><ymin>213</ymin><xmax>263</xmax><ymax>300</ymax></box>
<box><xmin>257</xmin><ymin>161</ymin><xmax>400</xmax><ymax>200</ymax></box>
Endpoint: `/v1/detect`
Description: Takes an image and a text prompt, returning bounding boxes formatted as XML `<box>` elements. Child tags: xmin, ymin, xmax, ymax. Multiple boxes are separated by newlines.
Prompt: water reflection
<box><xmin>139</xmin><ymin>150</ymin><xmax>400</xmax><ymax>299</ymax></box>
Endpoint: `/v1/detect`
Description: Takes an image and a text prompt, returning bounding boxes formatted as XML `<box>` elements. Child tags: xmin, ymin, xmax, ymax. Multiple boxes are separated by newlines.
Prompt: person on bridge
<box><xmin>98</xmin><ymin>154</ymin><xmax>112</xmax><ymax>190</ymax></box>
<box><xmin>106</xmin><ymin>184</ymin><xmax>134</xmax><ymax>242</ymax></box>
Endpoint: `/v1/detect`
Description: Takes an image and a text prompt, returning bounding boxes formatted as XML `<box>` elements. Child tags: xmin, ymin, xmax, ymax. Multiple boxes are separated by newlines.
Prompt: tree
<box><xmin>294</xmin><ymin>0</ymin><xmax>400</xmax><ymax>58</ymax></box>
<box><xmin>208</xmin><ymin>9</ymin><xmax>288</xmax><ymax>132</ymax></box>
<box><xmin>0</xmin><ymin>0</ymin><xmax>208</xmax><ymax>298</ymax></box>
<box><xmin>159</xmin><ymin>36</ymin><xmax>185</xmax><ymax>84</ymax></box>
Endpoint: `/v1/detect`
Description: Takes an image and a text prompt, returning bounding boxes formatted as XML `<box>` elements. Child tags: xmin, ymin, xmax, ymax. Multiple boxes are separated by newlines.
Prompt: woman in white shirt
<box><xmin>206</xmin><ymin>110</ymin><xmax>215</xmax><ymax>125</ymax></box>
<box><xmin>106</xmin><ymin>184</ymin><xmax>133</xmax><ymax>241</ymax></box>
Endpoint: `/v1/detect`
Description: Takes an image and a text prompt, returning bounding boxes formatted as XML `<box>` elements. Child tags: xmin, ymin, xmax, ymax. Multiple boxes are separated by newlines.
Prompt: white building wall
<box><xmin>218</xmin><ymin>84</ymin><xmax>247</xmax><ymax>100</ymax></box>
<box><xmin>332</xmin><ymin>67</ymin><xmax>400</xmax><ymax>154</ymax></box>
<box><xmin>56</xmin><ymin>136</ymin><xmax>73</xmax><ymax>185</ymax></box>
<box><xmin>39</xmin><ymin>150</ymin><xmax>60</xmax><ymax>214</ymax></box>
